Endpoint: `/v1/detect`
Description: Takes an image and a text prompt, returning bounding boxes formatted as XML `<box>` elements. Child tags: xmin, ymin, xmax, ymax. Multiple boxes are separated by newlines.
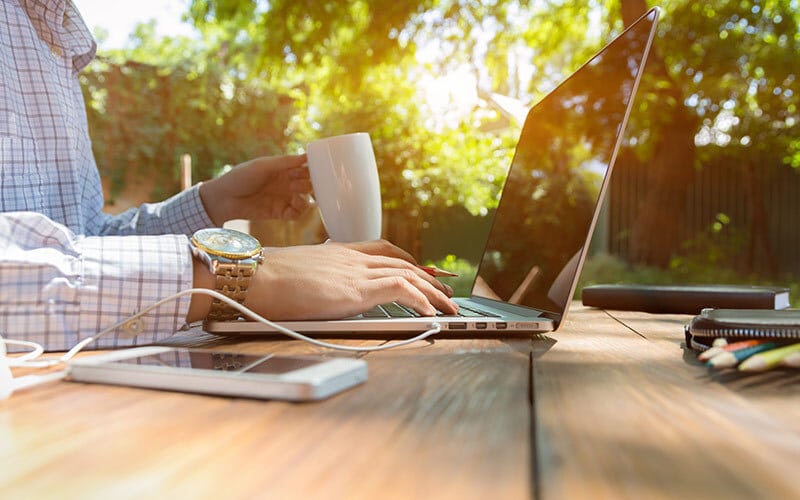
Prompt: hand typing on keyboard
<box><xmin>362</xmin><ymin>303</ymin><xmax>499</xmax><ymax>319</ymax></box>
<box><xmin>231</xmin><ymin>240</ymin><xmax>459</xmax><ymax>321</ymax></box>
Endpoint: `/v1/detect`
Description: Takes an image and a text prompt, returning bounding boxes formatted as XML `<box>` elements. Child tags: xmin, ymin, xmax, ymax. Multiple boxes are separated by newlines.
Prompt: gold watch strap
<box><xmin>208</xmin><ymin>261</ymin><xmax>256</xmax><ymax>321</ymax></box>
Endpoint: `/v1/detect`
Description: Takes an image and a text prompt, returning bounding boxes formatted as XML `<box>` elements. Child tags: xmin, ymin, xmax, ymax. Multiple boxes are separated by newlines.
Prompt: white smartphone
<box><xmin>67</xmin><ymin>346</ymin><xmax>368</xmax><ymax>401</ymax></box>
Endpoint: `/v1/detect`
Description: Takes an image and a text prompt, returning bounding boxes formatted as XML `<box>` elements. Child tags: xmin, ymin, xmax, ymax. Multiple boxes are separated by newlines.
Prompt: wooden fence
<box><xmin>602</xmin><ymin>151</ymin><xmax>800</xmax><ymax>277</ymax></box>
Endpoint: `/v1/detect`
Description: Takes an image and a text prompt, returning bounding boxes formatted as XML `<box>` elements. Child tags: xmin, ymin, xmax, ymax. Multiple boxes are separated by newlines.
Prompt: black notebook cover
<box><xmin>581</xmin><ymin>284</ymin><xmax>791</xmax><ymax>314</ymax></box>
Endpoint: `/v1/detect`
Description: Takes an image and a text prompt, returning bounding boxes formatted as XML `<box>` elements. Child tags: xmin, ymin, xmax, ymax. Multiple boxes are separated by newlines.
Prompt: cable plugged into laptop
<box><xmin>0</xmin><ymin>288</ymin><xmax>443</xmax><ymax>400</ymax></box>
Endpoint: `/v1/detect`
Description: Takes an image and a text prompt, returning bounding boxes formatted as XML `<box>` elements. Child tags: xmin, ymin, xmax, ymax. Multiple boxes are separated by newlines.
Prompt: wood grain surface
<box><xmin>2</xmin><ymin>304</ymin><xmax>797</xmax><ymax>499</ymax></box>
<box><xmin>534</xmin><ymin>304</ymin><xmax>800</xmax><ymax>500</ymax></box>
<box><xmin>1</xmin><ymin>333</ymin><xmax>533</xmax><ymax>499</ymax></box>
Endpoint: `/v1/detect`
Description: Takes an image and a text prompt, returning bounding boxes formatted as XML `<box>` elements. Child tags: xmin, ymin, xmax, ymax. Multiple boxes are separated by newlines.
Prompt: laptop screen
<box><xmin>472</xmin><ymin>9</ymin><xmax>658</xmax><ymax>320</ymax></box>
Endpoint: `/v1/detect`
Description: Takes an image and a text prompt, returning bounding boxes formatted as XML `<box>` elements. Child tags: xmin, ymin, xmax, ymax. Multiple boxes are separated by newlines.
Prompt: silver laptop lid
<box><xmin>471</xmin><ymin>8</ymin><xmax>659</xmax><ymax>328</ymax></box>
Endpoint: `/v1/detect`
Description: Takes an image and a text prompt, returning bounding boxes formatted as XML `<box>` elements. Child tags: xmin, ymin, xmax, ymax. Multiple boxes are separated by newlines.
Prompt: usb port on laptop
<box><xmin>449</xmin><ymin>322</ymin><xmax>467</xmax><ymax>329</ymax></box>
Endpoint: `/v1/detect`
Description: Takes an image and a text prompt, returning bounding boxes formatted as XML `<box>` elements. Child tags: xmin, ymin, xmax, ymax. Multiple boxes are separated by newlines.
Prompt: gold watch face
<box><xmin>192</xmin><ymin>228</ymin><xmax>262</xmax><ymax>260</ymax></box>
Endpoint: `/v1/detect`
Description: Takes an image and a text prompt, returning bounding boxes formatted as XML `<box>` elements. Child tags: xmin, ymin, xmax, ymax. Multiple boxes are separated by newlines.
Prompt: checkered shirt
<box><xmin>1</xmin><ymin>0</ymin><xmax>214</xmax><ymax>351</ymax></box>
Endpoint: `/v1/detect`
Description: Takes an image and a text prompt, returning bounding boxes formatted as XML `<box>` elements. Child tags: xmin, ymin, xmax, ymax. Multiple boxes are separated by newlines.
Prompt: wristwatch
<box><xmin>190</xmin><ymin>228</ymin><xmax>263</xmax><ymax>321</ymax></box>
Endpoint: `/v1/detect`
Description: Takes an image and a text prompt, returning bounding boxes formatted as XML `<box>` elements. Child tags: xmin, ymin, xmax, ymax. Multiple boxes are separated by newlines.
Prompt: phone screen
<box><xmin>111</xmin><ymin>349</ymin><xmax>322</xmax><ymax>375</ymax></box>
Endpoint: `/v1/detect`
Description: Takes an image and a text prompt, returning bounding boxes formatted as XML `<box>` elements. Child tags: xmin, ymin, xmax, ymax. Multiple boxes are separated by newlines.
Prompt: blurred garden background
<box><xmin>77</xmin><ymin>0</ymin><xmax>800</xmax><ymax>302</ymax></box>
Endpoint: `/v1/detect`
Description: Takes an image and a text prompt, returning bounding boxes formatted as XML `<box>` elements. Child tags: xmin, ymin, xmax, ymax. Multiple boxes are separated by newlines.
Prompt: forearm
<box><xmin>95</xmin><ymin>184</ymin><xmax>215</xmax><ymax>237</ymax></box>
<box><xmin>0</xmin><ymin>212</ymin><xmax>194</xmax><ymax>351</ymax></box>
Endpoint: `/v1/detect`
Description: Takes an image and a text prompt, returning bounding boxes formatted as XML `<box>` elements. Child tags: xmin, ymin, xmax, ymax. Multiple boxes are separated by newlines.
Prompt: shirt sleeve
<box><xmin>0</xmin><ymin>211</ymin><xmax>194</xmax><ymax>351</ymax></box>
<box><xmin>92</xmin><ymin>183</ymin><xmax>215</xmax><ymax>237</ymax></box>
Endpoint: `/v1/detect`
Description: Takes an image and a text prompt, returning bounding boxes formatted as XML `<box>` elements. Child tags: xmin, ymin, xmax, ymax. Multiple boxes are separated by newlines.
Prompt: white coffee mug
<box><xmin>306</xmin><ymin>132</ymin><xmax>382</xmax><ymax>242</ymax></box>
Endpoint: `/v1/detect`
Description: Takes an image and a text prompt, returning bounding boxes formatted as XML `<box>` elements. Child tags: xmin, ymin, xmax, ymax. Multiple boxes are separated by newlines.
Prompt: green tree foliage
<box><xmin>81</xmin><ymin>22</ymin><xmax>293</xmax><ymax>204</ymax></box>
<box><xmin>85</xmin><ymin>0</ymin><xmax>799</xmax><ymax>278</ymax></box>
<box><xmin>623</xmin><ymin>0</ymin><xmax>800</xmax><ymax>268</ymax></box>
<box><xmin>188</xmin><ymin>0</ymin><xmax>432</xmax><ymax>91</ymax></box>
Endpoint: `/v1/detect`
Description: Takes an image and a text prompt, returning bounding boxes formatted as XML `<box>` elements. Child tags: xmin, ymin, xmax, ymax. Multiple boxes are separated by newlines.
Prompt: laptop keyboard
<box><xmin>362</xmin><ymin>303</ymin><xmax>418</xmax><ymax>318</ymax></box>
<box><xmin>361</xmin><ymin>303</ymin><xmax>500</xmax><ymax>318</ymax></box>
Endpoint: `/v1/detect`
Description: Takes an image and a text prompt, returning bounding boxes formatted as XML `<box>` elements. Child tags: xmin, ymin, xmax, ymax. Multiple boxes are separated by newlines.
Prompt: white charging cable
<box><xmin>0</xmin><ymin>289</ymin><xmax>442</xmax><ymax>399</ymax></box>
<box><xmin>0</xmin><ymin>336</ymin><xmax>70</xmax><ymax>399</ymax></box>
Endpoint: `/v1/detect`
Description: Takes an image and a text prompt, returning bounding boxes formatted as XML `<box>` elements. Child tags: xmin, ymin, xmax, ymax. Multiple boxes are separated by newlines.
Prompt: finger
<box><xmin>287</xmin><ymin>165</ymin><xmax>310</xmax><ymax>180</ymax></box>
<box><xmin>277</xmin><ymin>154</ymin><xmax>307</xmax><ymax>168</ymax></box>
<box><xmin>367</xmin><ymin>265</ymin><xmax>457</xmax><ymax>314</ymax></box>
<box><xmin>282</xmin><ymin>193</ymin><xmax>311</xmax><ymax>219</ymax></box>
<box><xmin>395</xmin><ymin>268</ymin><xmax>458</xmax><ymax>314</ymax></box>
<box><xmin>365</xmin><ymin>255</ymin><xmax>453</xmax><ymax>297</ymax></box>
<box><xmin>254</xmin><ymin>156</ymin><xmax>308</xmax><ymax>181</ymax></box>
<box><xmin>279</xmin><ymin>197</ymin><xmax>307</xmax><ymax>220</ymax></box>
<box><xmin>363</xmin><ymin>276</ymin><xmax>437</xmax><ymax>316</ymax></box>
<box><xmin>339</xmin><ymin>240</ymin><xmax>417</xmax><ymax>264</ymax></box>
<box><xmin>291</xmin><ymin>192</ymin><xmax>311</xmax><ymax>211</ymax></box>
<box><xmin>289</xmin><ymin>178</ymin><xmax>313</xmax><ymax>194</ymax></box>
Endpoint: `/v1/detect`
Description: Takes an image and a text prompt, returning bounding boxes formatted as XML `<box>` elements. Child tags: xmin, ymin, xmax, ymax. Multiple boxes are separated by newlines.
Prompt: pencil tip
<box><xmin>707</xmin><ymin>352</ymin><xmax>736</xmax><ymax>369</ymax></box>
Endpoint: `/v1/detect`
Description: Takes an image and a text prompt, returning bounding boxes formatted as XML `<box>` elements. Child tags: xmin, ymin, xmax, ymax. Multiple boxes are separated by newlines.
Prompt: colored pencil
<box><xmin>706</xmin><ymin>342</ymin><xmax>780</xmax><ymax>369</ymax></box>
<box><xmin>418</xmin><ymin>265</ymin><xmax>459</xmax><ymax>277</ymax></box>
<box><xmin>697</xmin><ymin>339</ymin><xmax>769</xmax><ymax>362</ymax></box>
<box><xmin>738</xmin><ymin>342</ymin><xmax>800</xmax><ymax>372</ymax></box>
<box><xmin>782</xmin><ymin>352</ymin><xmax>800</xmax><ymax>368</ymax></box>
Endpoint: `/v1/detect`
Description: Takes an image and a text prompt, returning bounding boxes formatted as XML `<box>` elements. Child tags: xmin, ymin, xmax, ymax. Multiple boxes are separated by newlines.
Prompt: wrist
<box><xmin>187</xmin><ymin>256</ymin><xmax>215</xmax><ymax>323</ymax></box>
<box><xmin>189</xmin><ymin>228</ymin><xmax>263</xmax><ymax>322</ymax></box>
<box><xmin>198</xmin><ymin>179</ymin><xmax>232</xmax><ymax>226</ymax></box>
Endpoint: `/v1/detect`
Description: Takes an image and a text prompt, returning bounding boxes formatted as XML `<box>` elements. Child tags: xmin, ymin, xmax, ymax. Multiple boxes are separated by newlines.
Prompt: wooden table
<box><xmin>2</xmin><ymin>303</ymin><xmax>798</xmax><ymax>499</ymax></box>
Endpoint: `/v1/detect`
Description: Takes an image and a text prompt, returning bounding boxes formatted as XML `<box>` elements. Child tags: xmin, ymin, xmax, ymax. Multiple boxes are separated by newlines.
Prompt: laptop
<box><xmin>206</xmin><ymin>7</ymin><xmax>660</xmax><ymax>337</ymax></box>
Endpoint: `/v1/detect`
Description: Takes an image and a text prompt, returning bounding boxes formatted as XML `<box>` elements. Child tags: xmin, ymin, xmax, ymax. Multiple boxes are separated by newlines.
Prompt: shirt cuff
<box><xmin>76</xmin><ymin>233</ymin><xmax>194</xmax><ymax>349</ymax></box>
<box><xmin>152</xmin><ymin>184</ymin><xmax>215</xmax><ymax>235</ymax></box>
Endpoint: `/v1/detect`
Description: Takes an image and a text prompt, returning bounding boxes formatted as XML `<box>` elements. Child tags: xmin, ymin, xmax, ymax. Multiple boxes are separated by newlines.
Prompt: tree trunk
<box><xmin>621</xmin><ymin>0</ymin><xmax>698</xmax><ymax>268</ymax></box>
<box><xmin>742</xmin><ymin>160</ymin><xmax>777</xmax><ymax>276</ymax></box>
